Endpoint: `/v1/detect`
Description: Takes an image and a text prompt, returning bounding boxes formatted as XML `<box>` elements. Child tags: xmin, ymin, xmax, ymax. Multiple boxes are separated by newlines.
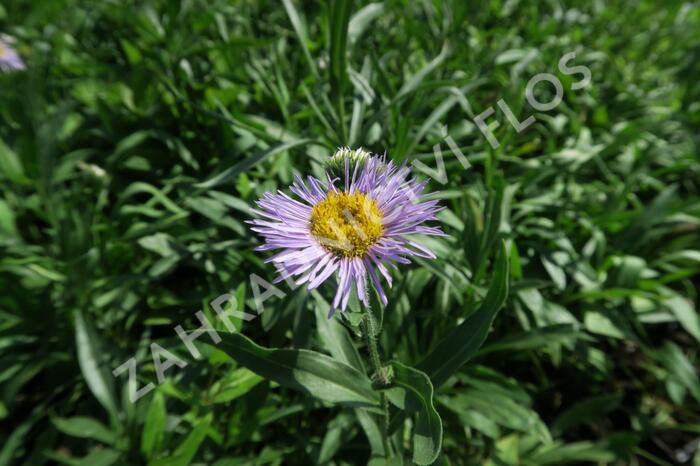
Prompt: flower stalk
<box><xmin>361</xmin><ymin>305</ymin><xmax>392</xmax><ymax>457</ymax></box>
<box><xmin>362</xmin><ymin>307</ymin><xmax>390</xmax><ymax>386</ymax></box>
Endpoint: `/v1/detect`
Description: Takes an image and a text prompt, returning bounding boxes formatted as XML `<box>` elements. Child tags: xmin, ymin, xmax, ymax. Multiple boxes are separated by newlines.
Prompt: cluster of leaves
<box><xmin>1</xmin><ymin>0</ymin><xmax>699</xmax><ymax>465</ymax></box>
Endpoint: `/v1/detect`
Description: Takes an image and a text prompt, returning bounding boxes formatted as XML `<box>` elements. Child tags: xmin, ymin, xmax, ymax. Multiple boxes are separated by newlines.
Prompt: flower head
<box><xmin>249</xmin><ymin>149</ymin><xmax>444</xmax><ymax>316</ymax></box>
<box><xmin>325</xmin><ymin>147</ymin><xmax>371</xmax><ymax>179</ymax></box>
<box><xmin>0</xmin><ymin>35</ymin><xmax>25</xmax><ymax>72</ymax></box>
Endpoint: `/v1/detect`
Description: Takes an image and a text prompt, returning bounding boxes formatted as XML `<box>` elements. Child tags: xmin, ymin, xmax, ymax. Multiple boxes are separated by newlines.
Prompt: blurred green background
<box><xmin>1</xmin><ymin>0</ymin><xmax>699</xmax><ymax>465</ymax></box>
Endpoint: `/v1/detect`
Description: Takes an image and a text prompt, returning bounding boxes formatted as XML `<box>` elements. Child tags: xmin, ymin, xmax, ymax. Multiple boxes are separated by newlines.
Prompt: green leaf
<box><xmin>141</xmin><ymin>391</ymin><xmax>166</xmax><ymax>458</ymax></box>
<box><xmin>655</xmin><ymin>342</ymin><xmax>700</xmax><ymax>404</ymax></box>
<box><xmin>386</xmin><ymin>362</ymin><xmax>442</xmax><ymax>466</ymax></box>
<box><xmin>478</xmin><ymin>180</ymin><xmax>505</xmax><ymax>276</ymax></box>
<box><xmin>281</xmin><ymin>0</ymin><xmax>319</xmax><ymax>79</ymax></box>
<box><xmin>329</xmin><ymin>0</ymin><xmax>352</xmax><ymax>95</ymax></box>
<box><xmin>604</xmin><ymin>255</ymin><xmax>646</xmax><ymax>289</ymax></box>
<box><xmin>314</xmin><ymin>291</ymin><xmax>365</xmax><ymax>371</ymax></box>
<box><xmin>355</xmin><ymin>409</ymin><xmax>386</xmax><ymax>458</ymax></box>
<box><xmin>0</xmin><ymin>137</ymin><xmax>29</xmax><ymax>185</ymax></box>
<box><xmin>664</xmin><ymin>293</ymin><xmax>700</xmax><ymax>345</ymax></box>
<box><xmin>584</xmin><ymin>311</ymin><xmax>627</xmax><ymax>339</ymax></box>
<box><xmin>77</xmin><ymin>448</ymin><xmax>121</xmax><ymax>466</ymax></box>
<box><xmin>551</xmin><ymin>394</ymin><xmax>622</xmax><ymax>436</ymax></box>
<box><xmin>418</xmin><ymin>241</ymin><xmax>510</xmax><ymax>387</ymax></box>
<box><xmin>314</xmin><ymin>295</ymin><xmax>387</xmax><ymax>457</ymax></box>
<box><xmin>212</xmin><ymin>332</ymin><xmax>379</xmax><ymax>408</ymax></box>
<box><xmin>0</xmin><ymin>403</ymin><xmax>44</xmax><ymax>466</ymax></box>
<box><xmin>446</xmin><ymin>389</ymin><xmax>550</xmax><ymax>442</ymax></box>
<box><xmin>462</xmin><ymin>202</ymin><xmax>481</xmax><ymax>272</ymax></box>
<box><xmin>212</xmin><ymin>368</ymin><xmax>263</xmax><ymax>403</ymax></box>
<box><xmin>348</xmin><ymin>3</ymin><xmax>384</xmax><ymax>47</ymax></box>
<box><xmin>0</xmin><ymin>199</ymin><xmax>19</xmax><ymax>239</ymax></box>
<box><xmin>313</xmin><ymin>294</ymin><xmax>386</xmax><ymax>457</ymax></box>
<box><xmin>74</xmin><ymin>310</ymin><xmax>119</xmax><ymax>422</ymax></box>
<box><xmin>477</xmin><ymin>324</ymin><xmax>581</xmax><ymax>356</ymax></box>
<box><xmin>395</xmin><ymin>42</ymin><xmax>450</xmax><ymax>101</ymax></box>
<box><xmin>195</xmin><ymin>139</ymin><xmax>313</xmax><ymax>189</ymax></box>
<box><xmin>317</xmin><ymin>412</ymin><xmax>355</xmax><ymax>463</ymax></box>
<box><xmin>117</xmin><ymin>182</ymin><xmax>186</xmax><ymax>215</ymax></box>
<box><xmin>526</xmin><ymin>435</ymin><xmax>637</xmax><ymax>465</ymax></box>
<box><xmin>150</xmin><ymin>415</ymin><xmax>212</xmax><ymax>466</ymax></box>
<box><xmin>52</xmin><ymin>416</ymin><xmax>116</xmax><ymax>445</ymax></box>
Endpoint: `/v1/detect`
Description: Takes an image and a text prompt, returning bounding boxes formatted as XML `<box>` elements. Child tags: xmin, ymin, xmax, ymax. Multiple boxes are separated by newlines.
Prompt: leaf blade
<box><xmin>418</xmin><ymin>241</ymin><xmax>510</xmax><ymax>387</ymax></box>
<box><xmin>389</xmin><ymin>362</ymin><xmax>443</xmax><ymax>466</ymax></box>
<box><xmin>212</xmin><ymin>332</ymin><xmax>379</xmax><ymax>408</ymax></box>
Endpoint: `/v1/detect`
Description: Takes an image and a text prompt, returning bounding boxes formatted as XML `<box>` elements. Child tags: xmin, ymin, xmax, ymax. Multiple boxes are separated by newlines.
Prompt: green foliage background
<box><xmin>1</xmin><ymin>0</ymin><xmax>699</xmax><ymax>465</ymax></box>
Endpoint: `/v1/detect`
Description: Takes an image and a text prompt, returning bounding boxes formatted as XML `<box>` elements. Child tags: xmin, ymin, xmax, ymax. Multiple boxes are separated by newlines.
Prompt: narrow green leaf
<box><xmin>656</xmin><ymin>342</ymin><xmax>700</xmax><ymax>404</ymax></box>
<box><xmin>150</xmin><ymin>415</ymin><xmax>212</xmax><ymax>466</ymax></box>
<box><xmin>0</xmin><ymin>404</ymin><xmax>44</xmax><ymax>466</ymax></box>
<box><xmin>664</xmin><ymin>294</ymin><xmax>700</xmax><ymax>344</ymax></box>
<box><xmin>446</xmin><ymin>389</ymin><xmax>550</xmax><ymax>442</ymax></box>
<box><xmin>477</xmin><ymin>324</ymin><xmax>581</xmax><ymax>356</ymax></box>
<box><xmin>117</xmin><ymin>182</ymin><xmax>186</xmax><ymax>215</ymax></box>
<box><xmin>212</xmin><ymin>368</ymin><xmax>263</xmax><ymax>403</ymax></box>
<box><xmin>475</xmin><ymin>179</ymin><xmax>504</xmax><ymax>280</ymax></box>
<box><xmin>314</xmin><ymin>291</ymin><xmax>365</xmax><ymax>371</ymax></box>
<box><xmin>418</xmin><ymin>241</ymin><xmax>510</xmax><ymax>387</ymax></box>
<box><xmin>317</xmin><ymin>412</ymin><xmax>355</xmax><ymax>463</ymax></box>
<box><xmin>329</xmin><ymin>0</ymin><xmax>352</xmax><ymax>95</ymax></box>
<box><xmin>141</xmin><ymin>391</ymin><xmax>166</xmax><ymax>458</ymax></box>
<box><xmin>314</xmin><ymin>293</ymin><xmax>385</xmax><ymax>456</ymax></box>
<box><xmin>388</xmin><ymin>362</ymin><xmax>442</xmax><ymax>466</ymax></box>
<box><xmin>462</xmin><ymin>200</ymin><xmax>480</xmax><ymax>271</ymax></box>
<box><xmin>355</xmin><ymin>409</ymin><xmax>386</xmax><ymax>457</ymax></box>
<box><xmin>0</xmin><ymin>199</ymin><xmax>18</xmax><ymax>239</ymax></box>
<box><xmin>74</xmin><ymin>311</ymin><xmax>119</xmax><ymax>422</ymax></box>
<box><xmin>527</xmin><ymin>435</ymin><xmax>638</xmax><ymax>465</ymax></box>
<box><xmin>395</xmin><ymin>42</ymin><xmax>450</xmax><ymax>101</ymax></box>
<box><xmin>348</xmin><ymin>3</ymin><xmax>384</xmax><ymax>47</ymax></box>
<box><xmin>551</xmin><ymin>394</ymin><xmax>622</xmax><ymax>436</ymax></box>
<box><xmin>281</xmin><ymin>0</ymin><xmax>319</xmax><ymax>79</ymax></box>
<box><xmin>77</xmin><ymin>448</ymin><xmax>121</xmax><ymax>466</ymax></box>
<box><xmin>0</xmin><ymin>137</ymin><xmax>28</xmax><ymax>185</ymax></box>
<box><xmin>211</xmin><ymin>332</ymin><xmax>379</xmax><ymax>408</ymax></box>
<box><xmin>195</xmin><ymin>139</ymin><xmax>313</xmax><ymax>189</ymax></box>
<box><xmin>52</xmin><ymin>417</ymin><xmax>116</xmax><ymax>445</ymax></box>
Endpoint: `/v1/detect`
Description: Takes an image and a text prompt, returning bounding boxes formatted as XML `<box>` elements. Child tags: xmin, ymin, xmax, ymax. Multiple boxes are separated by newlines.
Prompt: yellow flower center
<box><xmin>310</xmin><ymin>191</ymin><xmax>384</xmax><ymax>258</ymax></box>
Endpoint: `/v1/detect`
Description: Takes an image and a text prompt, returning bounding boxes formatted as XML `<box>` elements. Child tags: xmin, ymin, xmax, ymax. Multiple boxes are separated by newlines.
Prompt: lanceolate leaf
<box><xmin>141</xmin><ymin>391</ymin><xmax>166</xmax><ymax>458</ymax></box>
<box><xmin>212</xmin><ymin>332</ymin><xmax>379</xmax><ymax>408</ymax></box>
<box><xmin>281</xmin><ymin>0</ymin><xmax>319</xmax><ymax>79</ymax></box>
<box><xmin>655</xmin><ymin>342</ymin><xmax>700</xmax><ymax>404</ymax></box>
<box><xmin>387</xmin><ymin>362</ymin><xmax>443</xmax><ymax>466</ymax></box>
<box><xmin>418</xmin><ymin>241</ymin><xmax>510</xmax><ymax>387</ymax></box>
<box><xmin>74</xmin><ymin>310</ymin><xmax>119</xmax><ymax>422</ymax></box>
<box><xmin>150</xmin><ymin>414</ymin><xmax>212</xmax><ymax>466</ymax></box>
<box><xmin>52</xmin><ymin>416</ymin><xmax>117</xmax><ymax>445</ymax></box>
<box><xmin>477</xmin><ymin>324</ymin><xmax>582</xmax><ymax>356</ymax></box>
<box><xmin>314</xmin><ymin>291</ymin><xmax>365</xmax><ymax>371</ymax></box>
<box><xmin>329</xmin><ymin>0</ymin><xmax>352</xmax><ymax>95</ymax></box>
<box><xmin>313</xmin><ymin>294</ymin><xmax>385</xmax><ymax>456</ymax></box>
<box><xmin>195</xmin><ymin>139</ymin><xmax>313</xmax><ymax>189</ymax></box>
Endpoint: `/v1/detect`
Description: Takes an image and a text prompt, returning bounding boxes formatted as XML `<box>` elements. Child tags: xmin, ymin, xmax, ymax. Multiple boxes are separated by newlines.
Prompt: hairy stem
<box><xmin>361</xmin><ymin>306</ymin><xmax>392</xmax><ymax>456</ymax></box>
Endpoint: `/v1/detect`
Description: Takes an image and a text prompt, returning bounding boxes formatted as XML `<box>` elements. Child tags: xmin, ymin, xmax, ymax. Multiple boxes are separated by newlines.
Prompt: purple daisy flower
<box><xmin>249</xmin><ymin>148</ymin><xmax>444</xmax><ymax>316</ymax></box>
<box><xmin>0</xmin><ymin>35</ymin><xmax>25</xmax><ymax>72</ymax></box>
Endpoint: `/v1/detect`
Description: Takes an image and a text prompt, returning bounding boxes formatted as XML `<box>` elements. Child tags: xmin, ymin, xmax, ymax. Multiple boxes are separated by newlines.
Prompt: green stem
<box><xmin>361</xmin><ymin>307</ymin><xmax>392</xmax><ymax>457</ymax></box>
<box><xmin>362</xmin><ymin>310</ymin><xmax>384</xmax><ymax>382</ymax></box>
<box><xmin>337</xmin><ymin>92</ymin><xmax>348</xmax><ymax>144</ymax></box>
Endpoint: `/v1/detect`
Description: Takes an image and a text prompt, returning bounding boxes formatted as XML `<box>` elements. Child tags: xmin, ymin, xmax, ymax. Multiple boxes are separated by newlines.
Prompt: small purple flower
<box><xmin>0</xmin><ymin>35</ymin><xmax>25</xmax><ymax>72</ymax></box>
<box><xmin>249</xmin><ymin>148</ymin><xmax>444</xmax><ymax>316</ymax></box>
